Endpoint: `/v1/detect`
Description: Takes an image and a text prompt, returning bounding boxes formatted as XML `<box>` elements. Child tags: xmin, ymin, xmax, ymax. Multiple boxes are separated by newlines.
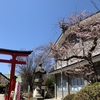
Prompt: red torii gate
<box><xmin>0</xmin><ymin>48</ymin><xmax>32</xmax><ymax>100</ymax></box>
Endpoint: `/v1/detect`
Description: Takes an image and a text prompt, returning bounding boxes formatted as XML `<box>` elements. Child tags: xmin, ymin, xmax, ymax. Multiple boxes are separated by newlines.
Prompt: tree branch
<box><xmin>85</xmin><ymin>71</ymin><xmax>94</xmax><ymax>76</ymax></box>
<box><xmin>91</xmin><ymin>0</ymin><xmax>100</xmax><ymax>11</ymax></box>
<box><xmin>58</xmin><ymin>55</ymin><xmax>88</xmax><ymax>61</ymax></box>
<box><xmin>87</xmin><ymin>37</ymin><xmax>98</xmax><ymax>76</ymax></box>
<box><xmin>89</xmin><ymin>37</ymin><xmax>98</xmax><ymax>53</ymax></box>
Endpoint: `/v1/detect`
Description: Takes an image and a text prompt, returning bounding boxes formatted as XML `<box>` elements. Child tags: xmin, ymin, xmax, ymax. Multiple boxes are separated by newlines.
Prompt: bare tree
<box><xmin>50</xmin><ymin>11</ymin><xmax>100</xmax><ymax>83</ymax></box>
<box><xmin>17</xmin><ymin>51</ymin><xmax>36</xmax><ymax>92</ymax></box>
<box><xmin>17</xmin><ymin>44</ymin><xmax>53</xmax><ymax>92</ymax></box>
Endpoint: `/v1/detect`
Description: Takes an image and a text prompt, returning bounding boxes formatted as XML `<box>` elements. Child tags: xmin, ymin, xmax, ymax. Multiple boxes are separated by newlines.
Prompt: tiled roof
<box><xmin>5</xmin><ymin>74</ymin><xmax>22</xmax><ymax>82</ymax></box>
<box><xmin>0</xmin><ymin>72</ymin><xmax>10</xmax><ymax>81</ymax></box>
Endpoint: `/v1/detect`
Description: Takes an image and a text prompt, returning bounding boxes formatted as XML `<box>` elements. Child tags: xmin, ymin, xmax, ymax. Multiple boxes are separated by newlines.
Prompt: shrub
<box><xmin>45</xmin><ymin>75</ymin><xmax>55</xmax><ymax>98</ymax></box>
<box><xmin>73</xmin><ymin>82</ymin><xmax>100</xmax><ymax>100</ymax></box>
<box><xmin>45</xmin><ymin>89</ymin><xmax>54</xmax><ymax>99</ymax></box>
<box><xmin>63</xmin><ymin>94</ymin><xmax>75</xmax><ymax>100</ymax></box>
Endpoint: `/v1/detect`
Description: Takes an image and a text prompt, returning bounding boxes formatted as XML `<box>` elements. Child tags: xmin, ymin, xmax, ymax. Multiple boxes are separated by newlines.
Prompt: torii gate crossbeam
<box><xmin>0</xmin><ymin>48</ymin><xmax>32</xmax><ymax>100</ymax></box>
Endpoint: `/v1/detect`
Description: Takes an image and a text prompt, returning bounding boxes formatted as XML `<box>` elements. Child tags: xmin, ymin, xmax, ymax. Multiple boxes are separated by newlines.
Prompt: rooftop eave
<box><xmin>49</xmin><ymin>53</ymin><xmax>100</xmax><ymax>75</ymax></box>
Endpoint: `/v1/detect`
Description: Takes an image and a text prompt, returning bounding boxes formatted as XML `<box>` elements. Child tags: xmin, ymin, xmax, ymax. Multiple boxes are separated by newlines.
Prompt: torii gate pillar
<box><xmin>0</xmin><ymin>48</ymin><xmax>32</xmax><ymax>100</ymax></box>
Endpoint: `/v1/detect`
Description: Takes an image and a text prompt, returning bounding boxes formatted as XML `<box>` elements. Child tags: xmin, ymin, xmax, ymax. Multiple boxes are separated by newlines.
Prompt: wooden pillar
<box><xmin>8</xmin><ymin>55</ymin><xmax>16</xmax><ymax>100</ymax></box>
<box><xmin>67</xmin><ymin>77</ymin><xmax>70</xmax><ymax>95</ymax></box>
<box><xmin>55</xmin><ymin>74</ymin><xmax>57</xmax><ymax>99</ymax></box>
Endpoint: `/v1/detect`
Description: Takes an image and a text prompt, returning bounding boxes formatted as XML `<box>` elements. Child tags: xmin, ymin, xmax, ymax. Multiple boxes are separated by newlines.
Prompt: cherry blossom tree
<box><xmin>50</xmin><ymin>11</ymin><xmax>100</xmax><ymax>83</ymax></box>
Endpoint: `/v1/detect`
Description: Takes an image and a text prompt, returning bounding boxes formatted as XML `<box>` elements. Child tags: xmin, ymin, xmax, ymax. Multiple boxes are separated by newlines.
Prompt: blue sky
<box><xmin>0</xmin><ymin>0</ymin><xmax>99</xmax><ymax>74</ymax></box>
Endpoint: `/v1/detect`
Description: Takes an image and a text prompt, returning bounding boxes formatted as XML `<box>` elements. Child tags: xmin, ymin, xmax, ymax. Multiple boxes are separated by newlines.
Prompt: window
<box><xmin>67</xmin><ymin>34</ymin><xmax>79</xmax><ymax>43</ymax></box>
<box><xmin>71</xmin><ymin>78</ymin><xmax>84</xmax><ymax>91</ymax></box>
<box><xmin>58</xmin><ymin>80</ymin><xmax>67</xmax><ymax>91</ymax></box>
<box><xmin>58</xmin><ymin>81</ymin><xmax>61</xmax><ymax>91</ymax></box>
<box><xmin>1</xmin><ymin>82</ymin><xmax>5</xmax><ymax>84</ymax></box>
<box><xmin>63</xmin><ymin>80</ymin><xmax>67</xmax><ymax>90</ymax></box>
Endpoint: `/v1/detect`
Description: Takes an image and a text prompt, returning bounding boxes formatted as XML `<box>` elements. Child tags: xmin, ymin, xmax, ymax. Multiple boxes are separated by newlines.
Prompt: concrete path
<box><xmin>44</xmin><ymin>98</ymin><xmax>55</xmax><ymax>100</ymax></box>
<box><xmin>0</xmin><ymin>94</ymin><xmax>4</xmax><ymax>100</ymax></box>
